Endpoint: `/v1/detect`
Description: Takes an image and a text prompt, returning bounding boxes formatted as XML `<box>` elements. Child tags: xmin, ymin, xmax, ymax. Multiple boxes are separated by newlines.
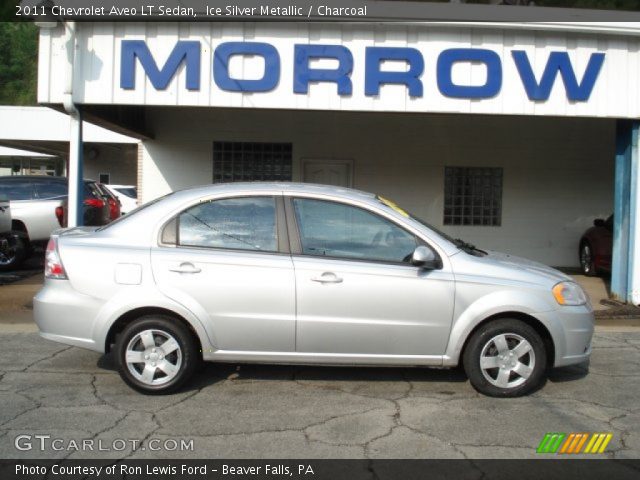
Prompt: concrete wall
<box><xmin>141</xmin><ymin>107</ymin><xmax>615</xmax><ymax>267</ymax></box>
<box><xmin>83</xmin><ymin>143</ymin><xmax>137</xmax><ymax>186</ymax></box>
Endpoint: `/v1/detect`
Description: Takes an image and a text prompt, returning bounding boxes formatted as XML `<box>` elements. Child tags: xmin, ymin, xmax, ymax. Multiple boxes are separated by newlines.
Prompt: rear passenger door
<box><xmin>151</xmin><ymin>195</ymin><xmax>296</xmax><ymax>353</ymax></box>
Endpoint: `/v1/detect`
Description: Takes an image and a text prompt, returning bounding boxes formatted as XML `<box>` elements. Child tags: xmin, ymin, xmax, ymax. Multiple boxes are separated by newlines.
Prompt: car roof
<box><xmin>172</xmin><ymin>182</ymin><xmax>376</xmax><ymax>202</ymax></box>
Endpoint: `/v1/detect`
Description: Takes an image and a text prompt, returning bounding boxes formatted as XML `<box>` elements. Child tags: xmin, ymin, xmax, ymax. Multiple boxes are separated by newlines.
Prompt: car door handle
<box><xmin>311</xmin><ymin>272</ymin><xmax>343</xmax><ymax>284</ymax></box>
<box><xmin>169</xmin><ymin>263</ymin><xmax>201</xmax><ymax>274</ymax></box>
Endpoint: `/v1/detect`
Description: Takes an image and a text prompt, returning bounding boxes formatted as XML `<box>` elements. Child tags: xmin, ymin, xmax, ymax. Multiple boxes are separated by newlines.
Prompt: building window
<box><xmin>444</xmin><ymin>167</ymin><xmax>503</xmax><ymax>226</ymax></box>
<box><xmin>213</xmin><ymin>142</ymin><xmax>292</xmax><ymax>183</ymax></box>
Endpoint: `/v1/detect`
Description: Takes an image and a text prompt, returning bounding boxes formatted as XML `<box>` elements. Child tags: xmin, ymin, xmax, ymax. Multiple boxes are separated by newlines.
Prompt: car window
<box><xmin>84</xmin><ymin>182</ymin><xmax>103</xmax><ymax>199</ymax></box>
<box><xmin>34</xmin><ymin>180</ymin><xmax>67</xmax><ymax>199</ymax></box>
<box><xmin>115</xmin><ymin>187</ymin><xmax>137</xmax><ymax>198</ymax></box>
<box><xmin>178</xmin><ymin>196</ymin><xmax>277</xmax><ymax>252</ymax></box>
<box><xmin>0</xmin><ymin>179</ymin><xmax>33</xmax><ymax>200</ymax></box>
<box><xmin>293</xmin><ymin>198</ymin><xmax>418</xmax><ymax>263</ymax></box>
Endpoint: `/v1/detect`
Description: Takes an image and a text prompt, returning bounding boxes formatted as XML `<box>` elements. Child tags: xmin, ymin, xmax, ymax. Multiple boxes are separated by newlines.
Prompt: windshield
<box><xmin>375</xmin><ymin>195</ymin><xmax>484</xmax><ymax>254</ymax></box>
<box><xmin>115</xmin><ymin>187</ymin><xmax>137</xmax><ymax>198</ymax></box>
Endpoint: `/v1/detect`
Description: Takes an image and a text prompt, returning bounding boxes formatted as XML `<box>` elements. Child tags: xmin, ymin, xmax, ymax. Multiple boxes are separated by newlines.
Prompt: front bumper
<box><xmin>537</xmin><ymin>305</ymin><xmax>595</xmax><ymax>368</ymax></box>
<box><xmin>33</xmin><ymin>279</ymin><xmax>103</xmax><ymax>352</ymax></box>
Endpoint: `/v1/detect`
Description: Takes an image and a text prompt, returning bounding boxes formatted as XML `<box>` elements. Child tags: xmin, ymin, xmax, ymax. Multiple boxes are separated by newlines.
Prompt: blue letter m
<box><xmin>120</xmin><ymin>40</ymin><xmax>201</xmax><ymax>90</ymax></box>
<box><xmin>512</xmin><ymin>50</ymin><xmax>605</xmax><ymax>102</ymax></box>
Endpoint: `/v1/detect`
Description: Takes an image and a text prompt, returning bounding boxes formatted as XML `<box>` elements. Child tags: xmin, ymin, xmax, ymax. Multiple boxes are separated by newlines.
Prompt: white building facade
<box><xmin>36</xmin><ymin>20</ymin><xmax>640</xmax><ymax>302</ymax></box>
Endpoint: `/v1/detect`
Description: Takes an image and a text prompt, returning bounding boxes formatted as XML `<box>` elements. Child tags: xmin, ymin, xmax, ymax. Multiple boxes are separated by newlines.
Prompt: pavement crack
<box><xmin>62</xmin><ymin>410</ymin><xmax>130</xmax><ymax>460</ymax></box>
<box><xmin>22</xmin><ymin>345</ymin><xmax>74</xmax><ymax>372</ymax></box>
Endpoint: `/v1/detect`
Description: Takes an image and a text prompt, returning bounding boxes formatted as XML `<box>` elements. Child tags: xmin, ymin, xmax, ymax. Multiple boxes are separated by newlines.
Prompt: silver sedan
<box><xmin>34</xmin><ymin>183</ymin><xmax>594</xmax><ymax>396</ymax></box>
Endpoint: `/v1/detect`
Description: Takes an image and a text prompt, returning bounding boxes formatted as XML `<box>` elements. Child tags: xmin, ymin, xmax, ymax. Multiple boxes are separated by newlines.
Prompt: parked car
<box><xmin>103</xmin><ymin>184</ymin><xmax>137</xmax><ymax>215</ymax></box>
<box><xmin>579</xmin><ymin>214</ymin><xmax>613</xmax><ymax>276</ymax></box>
<box><xmin>34</xmin><ymin>183</ymin><xmax>594</xmax><ymax>397</ymax></box>
<box><xmin>0</xmin><ymin>176</ymin><xmax>116</xmax><ymax>270</ymax></box>
<box><xmin>55</xmin><ymin>181</ymin><xmax>120</xmax><ymax>228</ymax></box>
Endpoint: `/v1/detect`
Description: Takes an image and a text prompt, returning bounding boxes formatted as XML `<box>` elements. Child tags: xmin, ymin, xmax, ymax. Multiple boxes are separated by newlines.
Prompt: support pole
<box><xmin>62</xmin><ymin>20</ymin><xmax>83</xmax><ymax>227</ymax></box>
<box><xmin>67</xmin><ymin>111</ymin><xmax>84</xmax><ymax>227</ymax></box>
<box><xmin>611</xmin><ymin>120</ymin><xmax>639</xmax><ymax>304</ymax></box>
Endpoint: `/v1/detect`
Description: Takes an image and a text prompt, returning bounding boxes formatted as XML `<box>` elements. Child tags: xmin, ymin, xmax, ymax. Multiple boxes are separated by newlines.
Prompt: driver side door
<box><xmin>289</xmin><ymin>197</ymin><xmax>455</xmax><ymax>357</ymax></box>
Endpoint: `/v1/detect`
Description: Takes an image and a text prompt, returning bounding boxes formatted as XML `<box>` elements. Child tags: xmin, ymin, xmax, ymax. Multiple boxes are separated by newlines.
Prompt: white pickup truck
<box><xmin>0</xmin><ymin>176</ymin><xmax>66</xmax><ymax>270</ymax></box>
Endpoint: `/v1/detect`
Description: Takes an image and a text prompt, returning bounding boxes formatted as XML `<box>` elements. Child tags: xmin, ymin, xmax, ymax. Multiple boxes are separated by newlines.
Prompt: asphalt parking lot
<box><xmin>0</xmin><ymin>326</ymin><xmax>638</xmax><ymax>460</ymax></box>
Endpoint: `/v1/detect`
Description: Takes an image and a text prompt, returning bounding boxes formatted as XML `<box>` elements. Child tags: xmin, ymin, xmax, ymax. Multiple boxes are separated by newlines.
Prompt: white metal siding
<box><xmin>39</xmin><ymin>22</ymin><xmax>640</xmax><ymax>119</ymax></box>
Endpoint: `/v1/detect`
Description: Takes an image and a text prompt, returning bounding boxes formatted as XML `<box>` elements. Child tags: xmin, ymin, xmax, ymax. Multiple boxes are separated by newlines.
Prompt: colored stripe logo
<box><xmin>537</xmin><ymin>433</ymin><xmax>612</xmax><ymax>454</ymax></box>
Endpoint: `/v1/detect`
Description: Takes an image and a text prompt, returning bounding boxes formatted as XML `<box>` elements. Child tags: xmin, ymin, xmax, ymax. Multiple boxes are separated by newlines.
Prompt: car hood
<box><xmin>488</xmin><ymin>250</ymin><xmax>571</xmax><ymax>279</ymax></box>
<box><xmin>452</xmin><ymin>249</ymin><xmax>573</xmax><ymax>287</ymax></box>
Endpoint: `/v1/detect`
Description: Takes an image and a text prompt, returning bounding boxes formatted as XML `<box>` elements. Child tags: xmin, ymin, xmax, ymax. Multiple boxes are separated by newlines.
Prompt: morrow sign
<box><xmin>120</xmin><ymin>40</ymin><xmax>606</xmax><ymax>101</ymax></box>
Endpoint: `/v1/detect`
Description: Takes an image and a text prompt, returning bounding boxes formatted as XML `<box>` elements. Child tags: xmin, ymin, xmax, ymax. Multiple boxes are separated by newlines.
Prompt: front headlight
<box><xmin>552</xmin><ymin>281</ymin><xmax>587</xmax><ymax>306</ymax></box>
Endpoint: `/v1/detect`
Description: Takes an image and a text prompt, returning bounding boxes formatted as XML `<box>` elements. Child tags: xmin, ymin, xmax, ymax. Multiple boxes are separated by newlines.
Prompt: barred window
<box><xmin>213</xmin><ymin>142</ymin><xmax>292</xmax><ymax>183</ymax></box>
<box><xmin>444</xmin><ymin>167</ymin><xmax>503</xmax><ymax>226</ymax></box>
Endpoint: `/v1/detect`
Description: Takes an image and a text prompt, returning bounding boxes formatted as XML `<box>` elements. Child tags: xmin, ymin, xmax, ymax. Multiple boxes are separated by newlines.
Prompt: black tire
<box><xmin>579</xmin><ymin>241</ymin><xmax>597</xmax><ymax>277</ymax></box>
<box><xmin>463</xmin><ymin>319</ymin><xmax>547</xmax><ymax>397</ymax></box>
<box><xmin>115</xmin><ymin>315</ymin><xmax>199</xmax><ymax>395</ymax></box>
<box><xmin>0</xmin><ymin>232</ymin><xmax>28</xmax><ymax>272</ymax></box>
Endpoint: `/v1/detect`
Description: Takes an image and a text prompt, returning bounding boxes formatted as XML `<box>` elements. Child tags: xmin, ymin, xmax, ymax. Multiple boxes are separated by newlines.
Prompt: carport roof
<box><xmin>0</xmin><ymin>106</ymin><xmax>138</xmax><ymax>145</ymax></box>
<box><xmin>0</xmin><ymin>106</ymin><xmax>138</xmax><ymax>157</ymax></box>
<box><xmin>0</xmin><ymin>146</ymin><xmax>53</xmax><ymax>158</ymax></box>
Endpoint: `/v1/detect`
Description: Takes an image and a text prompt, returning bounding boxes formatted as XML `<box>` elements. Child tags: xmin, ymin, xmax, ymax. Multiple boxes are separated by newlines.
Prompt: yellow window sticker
<box><xmin>377</xmin><ymin>196</ymin><xmax>409</xmax><ymax>217</ymax></box>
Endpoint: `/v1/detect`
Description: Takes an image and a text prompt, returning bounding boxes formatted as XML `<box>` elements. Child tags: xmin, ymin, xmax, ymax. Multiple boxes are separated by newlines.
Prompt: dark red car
<box><xmin>55</xmin><ymin>181</ymin><xmax>121</xmax><ymax>227</ymax></box>
<box><xmin>579</xmin><ymin>214</ymin><xmax>612</xmax><ymax>276</ymax></box>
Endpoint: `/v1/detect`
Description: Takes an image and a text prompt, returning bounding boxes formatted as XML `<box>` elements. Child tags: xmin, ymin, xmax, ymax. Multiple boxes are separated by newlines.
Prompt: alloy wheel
<box><xmin>479</xmin><ymin>333</ymin><xmax>535</xmax><ymax>389</ymax></box>
<box><xmin>125</xmin><ymin>329</ymin><xmax>183</xmax><ymax>386</ymax></box>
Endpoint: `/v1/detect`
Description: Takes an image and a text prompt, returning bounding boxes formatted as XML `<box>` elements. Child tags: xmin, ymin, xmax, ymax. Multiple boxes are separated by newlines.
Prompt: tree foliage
<box><xmin>0</xmin><ymin>22</ymin><xmax>38</xmax><ymax>105</ymax></box>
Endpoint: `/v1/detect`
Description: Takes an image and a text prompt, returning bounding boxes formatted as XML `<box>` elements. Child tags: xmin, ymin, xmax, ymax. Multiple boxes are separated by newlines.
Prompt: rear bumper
<box><xmin>33</xmin><ymin>279</ymin><xmax>104</xmax><ymax>352</ymax></box>
<box><xmin>537</xmin><ymin>306</ymin><xmax>595</xmax><ymax>368</ymax></box>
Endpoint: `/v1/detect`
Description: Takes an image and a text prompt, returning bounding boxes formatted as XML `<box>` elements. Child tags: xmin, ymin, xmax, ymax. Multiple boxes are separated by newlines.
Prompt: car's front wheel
<box><xmin>115</xmin><ymin>315</ymin><xmax>199</xmax><ymax>394</ymax></box>
<box><xmin>463</xmin><ymin>319</ymin><xmax>547</xmax><ymax>397</ymax></box>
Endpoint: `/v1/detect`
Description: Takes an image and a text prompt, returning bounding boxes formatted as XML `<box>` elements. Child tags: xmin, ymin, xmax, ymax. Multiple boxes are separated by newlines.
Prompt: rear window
<box><xmin>0</xmin><ymin>179</ymin><xmax>33</xmax><ymax>200</ymax></box>
<box><xmin>34</xmin><ymin>180</ymin><xmax>67</xmax><ymax>199</ymax></box>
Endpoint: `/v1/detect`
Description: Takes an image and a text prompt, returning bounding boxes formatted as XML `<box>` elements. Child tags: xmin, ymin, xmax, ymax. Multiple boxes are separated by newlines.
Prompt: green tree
<box><xmin>0</xmin><ymin>22</ymin><xmax>38</xmax><ymax>105</ymax></box>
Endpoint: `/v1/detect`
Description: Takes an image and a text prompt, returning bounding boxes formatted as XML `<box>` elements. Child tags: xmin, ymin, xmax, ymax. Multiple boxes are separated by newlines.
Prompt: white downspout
<box><xmin>62</xmin><ymin>21</ymin><xmax>83</xmax><ymax>227</ymax></box>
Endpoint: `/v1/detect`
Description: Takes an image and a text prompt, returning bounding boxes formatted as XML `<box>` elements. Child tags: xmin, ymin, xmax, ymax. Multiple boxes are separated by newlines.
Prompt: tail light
<box><xmin>55</xmin><ymin>206</ymin><xmax>64</xmax><ymax>227</ymax></box>
<box><xmin>107</xmin><ymin>197</ymin><xmax>120</xmax><ymax>220</ymax></box>
<box><xmin>45</xmin><ymin>237</ymin><xmax>67</xmax><ymax>279</ymax></box>
<box><xmin>84</xmin><ymin>198</ymin><xmax>105</xmax><ymax>209</ymax></box>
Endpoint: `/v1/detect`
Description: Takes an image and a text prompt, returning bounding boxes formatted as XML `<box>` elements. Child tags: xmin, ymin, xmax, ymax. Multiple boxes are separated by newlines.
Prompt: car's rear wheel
<box><xmin>580</xmin><ymin>241</ymin><xmax>597</xmax><ymax>276</ymax></box>
<box><xmin>463</xmin><ymin>319</ymin><xmax>547</xmax><ymax>397</ymax></box>
<box><xmin>115</xmin><ymin>315</ymin><xmax>198</xmax><ymax>395</ymax></box>
<box><xmin>0</xmin><ymin>232</ymin><xmax>27</xmax><ymax>272</ymax></box>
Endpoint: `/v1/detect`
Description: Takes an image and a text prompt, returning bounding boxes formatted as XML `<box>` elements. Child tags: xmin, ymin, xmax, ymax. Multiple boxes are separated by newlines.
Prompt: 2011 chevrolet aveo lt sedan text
<box><xmin>34</xmin><ymin>183</ymin><xmax>594</xmax><ymax>397</ymax></box>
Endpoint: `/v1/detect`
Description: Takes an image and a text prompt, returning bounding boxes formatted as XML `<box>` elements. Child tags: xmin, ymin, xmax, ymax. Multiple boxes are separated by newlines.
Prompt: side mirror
<box><xmin>594</xmin><ymin>219</ymin><xmax>605</xmax><ymax>227</ymax></box>
<box><xmin>411</xmin><ymin>246</ymin><xmax>440</xmax><ymax>269</ymax></box>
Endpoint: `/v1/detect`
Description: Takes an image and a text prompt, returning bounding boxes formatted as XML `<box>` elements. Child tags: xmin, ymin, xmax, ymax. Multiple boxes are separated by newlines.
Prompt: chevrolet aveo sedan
<box><xmin>34</xmin><ymin>183</ymin><xmax>594</xmax><ymax>397</ymax></box>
